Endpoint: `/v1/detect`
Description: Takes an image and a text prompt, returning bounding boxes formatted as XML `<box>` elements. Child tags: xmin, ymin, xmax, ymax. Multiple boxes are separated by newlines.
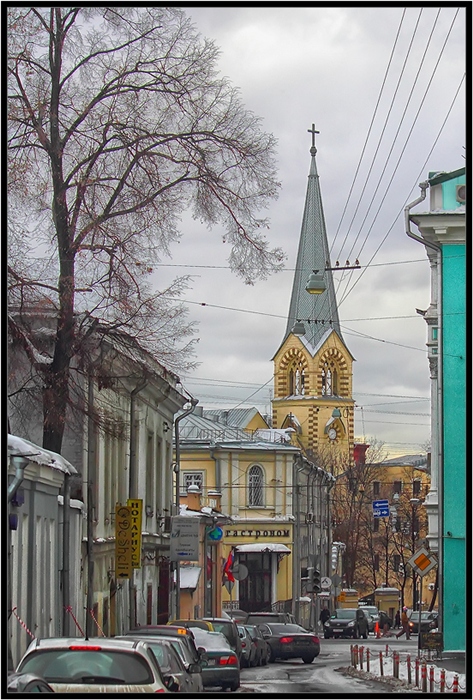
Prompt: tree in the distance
<box><xmin>7</xmin><ymin>7</ymin><xmax>283</xmax><ymax>453</ymax></box>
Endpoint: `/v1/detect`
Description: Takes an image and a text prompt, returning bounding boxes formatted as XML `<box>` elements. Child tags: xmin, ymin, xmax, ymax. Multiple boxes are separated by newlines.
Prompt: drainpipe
<box><xmin>8</xmin><ymin>454</ymin><xmax>30</xmax><ymax>670</ymax></box>
<box><xmin>128</xmin><ymin>378</ymin><xmax>148</xmax><ymax>629</ymax></box>
<box><xmin>86</xmin><ymin>372</ymin><xmax>97</xmax><ymax>639</ymax></box>
<box><xmin>405</xmin><ymin>180</ymin><xmax>443</xmax><ymax>634</ymax></box>
<box><xmin>173</xmin><ymin>395</ymin><xmax>198</xmax><ymax>619</ymax></box>
<box><xmin>61</xmin><ymin>473</ymin><xmax>71</xmax><ymax>636</ymax></box>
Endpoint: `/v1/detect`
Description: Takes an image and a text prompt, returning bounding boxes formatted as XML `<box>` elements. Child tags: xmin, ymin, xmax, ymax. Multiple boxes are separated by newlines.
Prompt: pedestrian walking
<box><xmin>394</xmin><ymin>609</ymin><xmax>401</xmax><ymax>629</ymax></box>
<box><xmin>396</xmin><ymin>606</ymin><xmax>411</xmax><ymax>639</ymax></box>
<box><xmin>319</xmin><ymin>605</ymin><xmax>331</xmax><ymax>625</ymax></box>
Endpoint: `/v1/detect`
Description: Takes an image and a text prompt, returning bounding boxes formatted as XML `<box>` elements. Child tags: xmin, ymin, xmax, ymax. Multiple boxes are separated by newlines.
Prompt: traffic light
<box><xmin>306</xmin><ymin>567</ymin><xmax>321</xmax><ymax>593</ymax></box>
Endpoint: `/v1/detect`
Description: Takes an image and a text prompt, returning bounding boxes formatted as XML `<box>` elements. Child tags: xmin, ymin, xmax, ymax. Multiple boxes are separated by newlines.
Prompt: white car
<box><xmin>16</xmin><ymin>637</ymin><xmax>177</xmax><ymax>693</ymax></box>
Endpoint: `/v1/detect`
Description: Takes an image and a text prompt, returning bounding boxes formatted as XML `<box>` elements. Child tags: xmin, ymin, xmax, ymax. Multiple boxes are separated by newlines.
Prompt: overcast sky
<box><xmin>155</xmin><ymin>5</ymin><xmax>466</xmax><ymax>458</ymax></box>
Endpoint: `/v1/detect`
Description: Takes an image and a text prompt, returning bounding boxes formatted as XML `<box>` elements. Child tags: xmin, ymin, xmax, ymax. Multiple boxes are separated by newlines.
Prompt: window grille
<box><xmin>183</xmin><ymin>472</ymin><xmax>204</xmax><ymax>492</ymax></box>
<box><xmin>248</xmin><ymin>465</ymin><xmax>264</xmax><ymax>506</ymax></box>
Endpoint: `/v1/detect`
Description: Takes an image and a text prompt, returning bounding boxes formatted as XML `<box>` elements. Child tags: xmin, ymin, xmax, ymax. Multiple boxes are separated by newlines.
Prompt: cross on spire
<box><xmin>308</xmin><ymin>123</ymin><xmax>320</xmax><ymax>150</ymax></box>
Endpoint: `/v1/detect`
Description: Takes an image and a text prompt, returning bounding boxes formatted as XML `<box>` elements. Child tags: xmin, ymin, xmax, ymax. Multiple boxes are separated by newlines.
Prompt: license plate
<box><xmin>207</xmin><ymin>659</ymin><xmax>216</xmax><ymax>666</ymax></box>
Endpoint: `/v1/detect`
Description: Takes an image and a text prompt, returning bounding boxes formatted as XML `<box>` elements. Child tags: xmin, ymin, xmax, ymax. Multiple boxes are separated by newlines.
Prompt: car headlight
<box><xmin>347</xmin><ymin>621</ymin><xmax>355</xmax><ymax>627</ymax></box>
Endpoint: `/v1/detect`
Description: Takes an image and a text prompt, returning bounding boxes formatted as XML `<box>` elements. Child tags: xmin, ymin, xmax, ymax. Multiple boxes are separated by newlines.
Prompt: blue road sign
<box><xmin>373</xmin><ymin>499</ymin><xmax>389</xmax><ymax>509</ymax></box>
<box><xmin>373</xmin><ymin>507</ymin><xmax>390</xmax><ymax>518</ymax></box>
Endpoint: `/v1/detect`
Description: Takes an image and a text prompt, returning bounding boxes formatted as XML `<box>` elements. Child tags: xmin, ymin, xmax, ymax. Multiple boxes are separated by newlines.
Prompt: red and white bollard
<box><xmin>429</xmin><ymin>665</ymin><xmax>435</xmax><ymax>693</ymax></box>
<box><xmin>406</xmin><ymin>654</ymin><xmax>412</xmax><ymax>686</ymax></box>
<box><xmin>415</xmin><ymin>657</ymin><xmax>420</xmax><ymax>687</ymax></box>
<box><xmin>353</xmin><ymin>644</ymin><xmax>359</xmax><ymax>668</ymax></box>
<box><xmin>421</xmin><ymin>661</ymin><xmax>427</xmax><ymax>693</ymax></box>
<box><xmin>359</xmin><ymin>646</ymin><xmax>364</xmax><ymax>670</ymax></box>
<box><xmin>440</xmin><ymin>669</ymin><xmax>446</xmax><ymax>693</ymax></box>
<box><xmin>452</xmin><ymin>675</ymin><xmax>459</xmax><ymax>693</ymax></box>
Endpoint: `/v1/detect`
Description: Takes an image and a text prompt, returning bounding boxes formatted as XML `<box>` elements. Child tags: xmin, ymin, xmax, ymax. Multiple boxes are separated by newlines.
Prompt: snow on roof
<box><xmin>8</xmin><ymin>434</ymin><xmax>78</xmax><ymax>475</ymax></box>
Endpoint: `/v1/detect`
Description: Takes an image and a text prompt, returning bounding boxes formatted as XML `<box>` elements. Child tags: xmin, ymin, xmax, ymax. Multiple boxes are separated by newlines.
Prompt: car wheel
<box><xmin>352</xmin><ymin>628</ymin><xmax>359</xmax><ymax>639</ymax></box>
<box><xmin>302</xmin><ymin>656</ymin><xmax>315</xmax><ymax>664</ymax></box>
<box><xmin>228</xmin><ymin>681</ymin><xmax>240</xmax><ymax>691</ymax></box>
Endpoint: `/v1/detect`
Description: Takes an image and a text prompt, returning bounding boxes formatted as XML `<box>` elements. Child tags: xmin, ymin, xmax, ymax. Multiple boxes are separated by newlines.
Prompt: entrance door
<box><xmin>238</xmin><ymin>553</ymin><xmax>272</xmax><ymax>612</ymax></box>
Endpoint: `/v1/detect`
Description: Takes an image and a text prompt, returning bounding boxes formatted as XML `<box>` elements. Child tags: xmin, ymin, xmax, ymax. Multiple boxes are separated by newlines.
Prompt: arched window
<box><xmin>289</xmin><ymin>361</ymin><xmax>305</xmax><ymax>396</ymax></box>
<box><xmin>248</xmin><ymin>465</ymin><xmax>264</xmax><ymax>507</ymax></box>
<box><xmin>321</xmin><ymin>361</ymin><xmax>339</xmax><ymax>396</ymax></box>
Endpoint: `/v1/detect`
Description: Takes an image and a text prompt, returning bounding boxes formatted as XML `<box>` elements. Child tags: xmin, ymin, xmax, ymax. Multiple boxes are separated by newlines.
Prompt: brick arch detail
<box><xmin>276</xmin><ymin>348</ymin><xmax>310</xmax><ymax>397</ymax></box>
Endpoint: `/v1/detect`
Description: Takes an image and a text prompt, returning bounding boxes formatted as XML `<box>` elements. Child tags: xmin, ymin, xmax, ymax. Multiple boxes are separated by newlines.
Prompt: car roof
<box><xmin>203</xmin><ymin>617</ymin><xmax>235</xmax><ymax>622</ymax></box>
<box><xmin>128</xmin><ymin>625</ymin><xmax>195</xmax><ymax>637</ymax></box>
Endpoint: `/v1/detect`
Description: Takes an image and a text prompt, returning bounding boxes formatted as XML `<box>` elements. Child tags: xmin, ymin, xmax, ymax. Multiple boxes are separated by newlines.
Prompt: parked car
<box><xmin>244</xmin><ymin>624</ymin><xmax>270</xmax><ymax>666</ymax></box>
<box><xmin>168</xmin><ymin>619</ymin><xmax>214</xmax><ymax>631</ymax></box>
<box><xmin>323</xmin><ymin>608</ymin><xmax>369</xmax><ymax>639</ymax></box>
<box><xmin>237</xmin><ymin>625</ymin><xmax>257</xmax><ymax>668</ymax></box>
<box><xmin>15</xmin><ymin>637</ymin><xmax>172</xmax><ymax>693</ymax></box>
<box><xmin>203</xmin><ymin>617</ymin><xmax>242</xmax><ymax>661</ymax></box>
<box><xmin>121</xmin><ymin>625</ymin><xmax>205</xmax><ymax>688</ymax></box>
<box><xmin>7</xmin><ymin>672</ymin><xmax>55</xmax><ymax>693</ymax></box>
<box><xmin>408</xmin><ymin>611</ymin><xmax>439</xmax><ymax>634</ymax></box>
<box><xmin>258</xmin><ymin>623</ymin><xmax>320</xmax><ymax>664</ymax></box>
<box><xmin>246</xmin><ymin>611</ymin><xmax>296</xmax><ymax>625</ymax></box>
<box><xmin>124</xmin><ymin>636</ymin><xmax>203</xmax><ymax>693</ymax></box>
<box><xmin>359</xmin><ymin>605</ymin><xmax>379</xmax><ymax>633</ymax></box>
<box><xmin>189</xmin><ymin>628</ymin><xmax>240</xmax><ymax>691</ymax></box>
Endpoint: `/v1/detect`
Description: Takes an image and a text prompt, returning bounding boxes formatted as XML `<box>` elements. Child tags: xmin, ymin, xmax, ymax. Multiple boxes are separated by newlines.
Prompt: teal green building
<box><xmin>408</xmin><ymin>167</ymin><xmax>466</xmax><ymax>652</ymax></box>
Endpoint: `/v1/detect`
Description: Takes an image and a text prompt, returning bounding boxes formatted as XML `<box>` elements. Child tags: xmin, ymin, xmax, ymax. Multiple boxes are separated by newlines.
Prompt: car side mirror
<box><xmin>163</xmin><ymin>674</ymin><xmax>180</xmax><ymax>692</ymax></box>
<box><xmin>188</xmin><ymin>663</ymin><xmax>201</xmax><ymax>674</ymax></box>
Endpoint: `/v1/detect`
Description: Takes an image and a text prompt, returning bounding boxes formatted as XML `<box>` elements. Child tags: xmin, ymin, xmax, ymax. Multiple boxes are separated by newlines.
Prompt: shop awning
<box><xmin>235</xmin><ymin>543</ymin><xmax>291</xmax><ymax>554</ymax></box>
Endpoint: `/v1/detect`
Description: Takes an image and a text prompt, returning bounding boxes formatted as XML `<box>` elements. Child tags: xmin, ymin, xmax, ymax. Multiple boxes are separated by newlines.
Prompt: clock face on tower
<box><xmin>328</xmin><ymin>428</ymin><xmax>337</xmax><ymax>441</ymax></box>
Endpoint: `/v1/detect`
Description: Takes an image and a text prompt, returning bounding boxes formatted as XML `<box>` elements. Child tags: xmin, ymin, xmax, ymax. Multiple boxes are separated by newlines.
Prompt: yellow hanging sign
<box><xmin>115</xmin><ymin>504</ymin><xmax>133</xmax><ymax>578</ymax></box>
<box><xmin>127</xmin><ymin>498</ymin><xmax>143</xmax><ymax>569</ymax></box>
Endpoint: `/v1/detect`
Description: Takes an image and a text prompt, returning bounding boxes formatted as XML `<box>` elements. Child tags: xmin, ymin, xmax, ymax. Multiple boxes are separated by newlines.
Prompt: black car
<box><xmin>7</xmin><ymin>673</ymin><xmax>55</xmax><ymax>693</ymax></box>
<box><xmin>258</xmin><ymin>623</ymin><xmax>320</xmax><ymax>664</ymax></box>
<box><xmin>408</xmin><ymin>611</ymin><xmax>438</xmax><ymax>634</ymax></box>
<box><xmin>323</xmin><ymin>608</ymin><xmax>369</xmax><ymax>639</ymax></box>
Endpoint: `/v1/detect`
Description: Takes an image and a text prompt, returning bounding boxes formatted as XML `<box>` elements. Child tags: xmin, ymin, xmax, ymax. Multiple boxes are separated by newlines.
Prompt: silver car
<box><xmin>15</xmin><ymin>637</ymin><xmax>171</xmax><ymax>693</ymax></box>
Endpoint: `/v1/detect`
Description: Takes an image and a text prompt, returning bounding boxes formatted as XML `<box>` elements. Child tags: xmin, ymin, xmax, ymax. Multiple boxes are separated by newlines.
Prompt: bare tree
<box><xmin>7</xmin><ymin>7</ymin><xmax>283</xmax><ymax>452</ymax></box>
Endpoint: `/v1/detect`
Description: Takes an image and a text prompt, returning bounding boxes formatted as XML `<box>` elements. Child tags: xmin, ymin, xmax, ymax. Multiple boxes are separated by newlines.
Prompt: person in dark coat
<box><xmin>319</xmin><ymin>606</ymin><xmax>331</xmax><ymax>625</ymax></box>
<box><xmin>394</xmin><ymin>609</ymin><xmax>401</xmax><ymax>629</ymax></box>
<box><xmin>379</xmin><ymin>610</ymin><xmax>392</xmax><ymax>636</ymax></box>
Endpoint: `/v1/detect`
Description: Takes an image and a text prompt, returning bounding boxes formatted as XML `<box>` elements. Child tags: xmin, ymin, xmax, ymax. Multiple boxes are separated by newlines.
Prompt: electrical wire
<box><xmin>338</xmin><ymin>70</ymin><xmax>465</xmax><ymax>307</ymax></box>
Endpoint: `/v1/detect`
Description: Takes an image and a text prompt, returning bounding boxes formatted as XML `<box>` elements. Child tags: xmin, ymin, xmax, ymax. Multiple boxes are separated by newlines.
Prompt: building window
<box><xmin>248</xmin><ymin>465</ymin><xmax>264</xmax><ymax>507</ymax></box>
<box><xmin>374</xmin><ymin>554</ymin><xmax>380</xmax><ymax>572</ymax></box>
<box><xmin>432</xmin><ymin>327</ymin><xmax>438</xmax><ymax>341</ymax></box>
<box><xmin>393</xmin><ymin>481</ymin><xmax>402</xmax><ymax>496</ymax></box>
<box><xmin>183</xmin><ymin>472</ymin><xmax>204</xmax><ymax>492</ymax></box>
<box><xmin>322</xmin><ymin>361</ymin><xmax>339</xmax><ymax>396</ymax></box>
<box><xmin>373</xmin><ymin>481</ymin><xmax>380</xmax><ymax>496</ymax></box>
<box><xmin>289</xmin><ymin>361</ymin><xmax>305</xmax><ymax>395</ymax></box>
<box><xmin>393</xmin><ymin>554</ymin><xmax>401</xmax><ymax>572</ymax></box>
<box><xmin>412</xmin><ymin>480</ymin><xmax>421</xmax><ymax>497</ymax></box>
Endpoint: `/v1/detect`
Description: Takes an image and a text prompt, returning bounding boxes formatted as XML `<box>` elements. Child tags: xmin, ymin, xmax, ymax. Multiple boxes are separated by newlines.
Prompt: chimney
<box><xmin>186</xmin><ymin>483</ymin><xmax>202</xmax><ymax>511</ymax></box>
<box><xmin>207</xmin><ymin>490</ymin><xmax>222</xmax><ymax>511</ymax></box>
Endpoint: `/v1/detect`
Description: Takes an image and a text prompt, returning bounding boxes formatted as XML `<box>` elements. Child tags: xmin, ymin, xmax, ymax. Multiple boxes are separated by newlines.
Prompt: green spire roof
<box><xmin>284</xmin><ymin>127</ymin><xmax>342</xmax><ymax>350</ymax></box>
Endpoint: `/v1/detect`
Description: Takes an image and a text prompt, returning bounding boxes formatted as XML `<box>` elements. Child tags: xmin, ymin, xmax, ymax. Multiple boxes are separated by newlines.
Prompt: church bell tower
<box><xmin>272</xmin><ymin>125</ymin><xmax>355</xmax><ymax>471</ymax></box>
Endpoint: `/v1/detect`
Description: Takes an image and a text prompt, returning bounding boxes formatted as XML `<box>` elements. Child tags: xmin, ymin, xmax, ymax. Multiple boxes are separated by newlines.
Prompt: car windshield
<box><xmin>266</xmin><ymin>624</ymin><xmax>307</xmax><ymax>634</ymax></box>
<box><xmin>331</xmin><ymin>609</ymin><xmax>357</xmax><ymax>619</ymax></box>
<box><xmin>18</xmin><ymin>649</ymin><xmax>154</xmax><ymax>684</ymax></box>
<box><xmin>361</xmin><ymin>607</ymin><xmax>378</xmax><ymax>615</ymax></box>
<box><xmin>190</xmin><ymin>629</ymin><xmax>231</xmax><ymax>651</ymax></box>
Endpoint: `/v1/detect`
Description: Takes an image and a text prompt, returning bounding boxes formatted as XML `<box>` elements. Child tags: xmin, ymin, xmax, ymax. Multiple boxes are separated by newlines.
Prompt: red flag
<box><xmin>223</xmin><ymin>549</ymin><xmax>235</xmax><ymax>583</ymax></box>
